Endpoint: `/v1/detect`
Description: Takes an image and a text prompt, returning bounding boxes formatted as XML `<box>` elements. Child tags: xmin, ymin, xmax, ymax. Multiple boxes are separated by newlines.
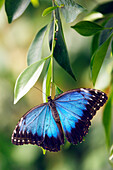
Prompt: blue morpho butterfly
<box><xmin>11</xmin><ymin>88</ymin><xmax>107</xmax><ymax>152</ymax></box>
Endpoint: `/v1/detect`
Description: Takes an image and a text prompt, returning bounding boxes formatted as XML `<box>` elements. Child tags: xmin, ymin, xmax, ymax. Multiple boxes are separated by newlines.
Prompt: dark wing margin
<box><xmin>54</xmin><ymin>88</ymin><xmax>108</xmax><ymax>145</ymax></box>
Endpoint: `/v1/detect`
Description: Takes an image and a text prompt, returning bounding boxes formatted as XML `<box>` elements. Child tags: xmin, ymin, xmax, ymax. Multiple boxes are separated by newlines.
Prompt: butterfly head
<box><xmin>47</xmin><ymin>96</ymin><xmax>52</xmax><ymax>101</ymax></box>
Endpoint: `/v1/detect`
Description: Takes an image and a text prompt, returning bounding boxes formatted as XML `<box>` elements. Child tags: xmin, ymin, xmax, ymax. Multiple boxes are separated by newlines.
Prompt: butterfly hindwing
<box><xmin>11</xmin><ymin>103</ymin><xmax>64</xmax><ymax>152</ymax></box>
<box><xmin>39</xmin><ymin>107</ymin><xmax>64</xmax><ymax>151</ymax></box>
<box><xmin>54</xmin><ymin>88</ymin><xmax>107</xmax><ymax>144</ymax></box>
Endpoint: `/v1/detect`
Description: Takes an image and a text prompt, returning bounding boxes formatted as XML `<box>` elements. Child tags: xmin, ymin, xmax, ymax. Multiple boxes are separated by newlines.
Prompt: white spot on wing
<box><xmin>87</xmin><ymin>101</ymin><xmax>90</xmax><ymax>105</ymax></box>
<box><xmin>80</xmin><ymin>88</ymin><xmax>89</xmax><ymax>93</ymax></box>
<box><xmin>19</xmin><ymin>118</ymin><xmax>23</xmax><ymax>126</ymax></box>
<box><xmin>95</xmin><ymin>90</ymin><xmax>98</xmax><ymax>94</ymax></box>
<box><xmin>14</xmin><ymin>130</ymin><xmax>16</xmax><ymax>134</ymax></box>
<box><xmin>89</xmin><ymin>98</ymin><xmax>93</xmax><ymax>101</ymax></box>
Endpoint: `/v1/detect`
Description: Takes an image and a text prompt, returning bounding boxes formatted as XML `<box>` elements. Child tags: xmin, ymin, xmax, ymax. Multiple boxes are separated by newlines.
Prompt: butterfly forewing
<box><xmin>54</xmin><ymin>88</ymin><xmax>107</xmax><ymax>144</ymax></box>
<box><xmin>11</xmin><ymin>88</ymin><xmax>107</xmax><ymax>152</ymax></box>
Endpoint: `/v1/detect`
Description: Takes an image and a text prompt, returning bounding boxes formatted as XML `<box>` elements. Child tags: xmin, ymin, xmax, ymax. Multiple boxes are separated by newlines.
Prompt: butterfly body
<box><xmin>48</xmin><ymin>96</ymin><xmax>60</xmax><ymax>122</ymax></box>
<box><xmin>12</xmin><ymin>88</ymin><xmax>107</xmax><ymax>152</ymax></box>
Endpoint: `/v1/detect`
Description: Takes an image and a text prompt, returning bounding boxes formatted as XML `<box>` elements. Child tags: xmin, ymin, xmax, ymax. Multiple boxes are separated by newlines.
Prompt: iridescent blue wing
<box><xmin>54</xmin><ymin>88</ymin><xmax>107</xmax><ymax>144</ymax></box>
<box><xmin>11</xmin><ymin>103</ymin><xmax>64</xmax><ymax>152</ymax></box>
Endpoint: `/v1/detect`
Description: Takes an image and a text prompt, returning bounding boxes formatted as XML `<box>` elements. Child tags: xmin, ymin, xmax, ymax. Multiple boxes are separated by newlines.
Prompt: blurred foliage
<box><xmin>0</xmin><ymin>0</ymin><xmax>113</xmax><ymax>170</ymax></box>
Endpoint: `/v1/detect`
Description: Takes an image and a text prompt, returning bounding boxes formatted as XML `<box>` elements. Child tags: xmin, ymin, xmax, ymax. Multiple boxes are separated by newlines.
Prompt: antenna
<box><xmin>33</xmin><ymin>86</ymin><xmax>48</xmax><ymax>98</ymax></box>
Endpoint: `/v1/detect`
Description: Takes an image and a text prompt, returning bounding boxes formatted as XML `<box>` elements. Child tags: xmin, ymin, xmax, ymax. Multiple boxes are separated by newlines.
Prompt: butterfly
<box><xmin>11</xmin><ymin>88</ymin><xmax>107</xmax><ymax>152</ymax></box>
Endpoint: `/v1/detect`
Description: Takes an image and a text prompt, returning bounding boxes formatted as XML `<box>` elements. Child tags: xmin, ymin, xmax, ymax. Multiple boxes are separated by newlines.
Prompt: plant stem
<box><xmin>104</xmin><ymin>27</ymin><xmax>113</xmax><ymax>30</ymax></box>
<box><xmin>50</xmin><ymin>0</ymin><xmax>57</xmax><ymax>96</ymax></box>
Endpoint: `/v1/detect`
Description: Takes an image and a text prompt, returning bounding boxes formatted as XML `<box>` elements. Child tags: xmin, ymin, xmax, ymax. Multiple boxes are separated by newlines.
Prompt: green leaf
<box><xmin>49</xmin><ymin>15</ymin><xmax>54</xmax><ymax>51</ymax></box>
<box><xmin>99</xmin><ymin>17</ymin><xmax>113</xmax><ymax>46</ymax></box>
<box><xmin>55</xmin><ymin>85</ymin><xmax>63</xmax><ymax>95</ymax></box>
<box><xmin>27</xmin><ymin>26</ymin><xmax>47</xmax><ymax>66</ymax></box>
<box><xmin>56</xmin><ymin>0</ymin><xmax>84</xmax><ymax>23</ymax></box>
<box><xmin>84</xmin><ymin>11</ymin><xmax>103</xmax><ymax>21</ymax></box>
<box><xmin>91</xmin><ymin>32</ymin><xmax>100</xmax><ymax>55</ymax></box>
<box><xmin>42</xmin><ymin>59</ymin><xmax>51</xmax><ymax>102</ymax></box>
<box><xmin>49</xmin><ymin>8</ymin><xmax>76</xmax><ymax>81</ymax></box>
<box><xmin>42</xmin><ymin>6</ymin><xmax>58</xmax><ymax>17</ymax></box>
<box><xmin>103</xmin><ymin>94</ymin><xmax>112</xmax><ymax>149</ymax></box>
<box><xmin>64</xmin><ymin>141</ymin><xmax>71</xmax><ymax>150</ymax></box>
<box><xmin>112</xmin><ymin>40</ymin><xmax>113</xmax><ymax>56</ymax></box>
<box><xmin>72</xmin><ymin>21</ymin><xmax>104</xmax><ymax>36</ymax></box>
<box><xmin>14</xmin><ymin>59</ymin><xmax>45</xmax><ymax>104</ymax></box>
<box><xmin>91</xmin><ymin>34</ymin><xmax>113</xmax><ymax>85</ymax></box>
<box><xmin>5</xmin><ymin>0</ymin><xmax>30</xmax><ymax>23</ymax></box>
<box><xmin>0</xmin><ymin>0</ymin><xmax>4</xmax><ymax>9</ymax></box>
<box><xmin>31</xmin><ymin>0</ymin><xmax>39</xmax><ymax>7</ymax></box>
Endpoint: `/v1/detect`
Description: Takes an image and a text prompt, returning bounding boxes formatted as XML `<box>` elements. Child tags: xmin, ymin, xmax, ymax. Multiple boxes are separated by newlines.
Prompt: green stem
<box><xmin>50</xmin><ymin>0</ymin><xmax>57</xmax><ymax>96</ymax></box>
<box><xmin>104</xmin><ymin>27</ymin><xmax>113</xmax><ymax>30</ymax></box>
<box><xmin>44</xmin><ymin>54</ymin><xmax>52</xmax><ymax>60</ymax></box>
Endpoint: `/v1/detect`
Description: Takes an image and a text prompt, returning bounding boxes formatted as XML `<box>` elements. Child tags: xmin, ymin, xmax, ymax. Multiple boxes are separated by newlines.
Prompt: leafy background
<box><xmin>0</xmin><ymin>0</ymin><xmax>113</xmax><ymax>170</ymax></box>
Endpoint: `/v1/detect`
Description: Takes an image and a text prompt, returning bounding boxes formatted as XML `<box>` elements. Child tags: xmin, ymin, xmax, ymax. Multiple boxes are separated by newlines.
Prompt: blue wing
<box><xmin>11</xmin><ymin>103</ymin><xmax>64</xmax><ymax>152</ymax></box>
<box><xmin>54</xmin><ymin>88</ymin><xmax>107</xmax><ymax>144</ymax></box>
<box><xmin>11</xmin><ymin>88</ymin><xmax>107</xmax><ymax>152</ymax></box>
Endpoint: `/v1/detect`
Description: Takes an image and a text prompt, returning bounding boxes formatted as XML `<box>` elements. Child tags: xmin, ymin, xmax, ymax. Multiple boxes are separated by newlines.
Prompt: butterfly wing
<box><xmin>12</xmin><ymin>88</ymin><xmax>107</xmax><ymax>151</ymax></box>
<box><xmin>54</xmin><ymin>88</ymin><xmax>107</xmax><ymax>144</ymax></box>
<box><xmin>11</xmin><ymin>103</ymin><xmax>64</xmax><ymax>152</ymax></box>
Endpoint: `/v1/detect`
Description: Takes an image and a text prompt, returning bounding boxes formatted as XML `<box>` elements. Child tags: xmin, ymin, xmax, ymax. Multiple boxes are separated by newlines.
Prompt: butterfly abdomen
<box><xmin>48</xmin><ymin>99</ymin><xmax>64</xmax><ymax>145</ymax></box>
<box><xmin>49</xmin><ymin>99</ymin><xmax>60</xmax><ymax>122</ymax></box>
